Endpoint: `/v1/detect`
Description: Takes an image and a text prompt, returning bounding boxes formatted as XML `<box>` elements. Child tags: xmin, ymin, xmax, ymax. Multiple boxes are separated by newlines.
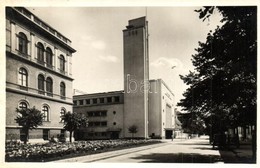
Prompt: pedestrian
<box><xmin>171</xmin><ymin>133</ymin><xmax>174</xmax><ymax>141</ymax></box>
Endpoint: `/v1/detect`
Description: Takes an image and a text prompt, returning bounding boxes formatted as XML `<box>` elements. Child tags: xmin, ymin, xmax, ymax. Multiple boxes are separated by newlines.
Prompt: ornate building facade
<box><xmin>6</xmin><ymin>7</ymin><xmax>76</xmax><ymax>142</ymax></box>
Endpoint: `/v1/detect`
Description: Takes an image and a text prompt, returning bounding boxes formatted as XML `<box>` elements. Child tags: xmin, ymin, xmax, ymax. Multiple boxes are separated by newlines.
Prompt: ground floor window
<box><xmin>43</xmin><ymin>129</ymin><xmax>50</xmax><ymax>140</ymax></box>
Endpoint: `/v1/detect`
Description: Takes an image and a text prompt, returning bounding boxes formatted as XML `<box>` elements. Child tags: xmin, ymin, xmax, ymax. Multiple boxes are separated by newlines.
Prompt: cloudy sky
<box><xmin>27</xmin><ymin>7</ymin><xmax>222</xmax><ymax>110</ymax></box>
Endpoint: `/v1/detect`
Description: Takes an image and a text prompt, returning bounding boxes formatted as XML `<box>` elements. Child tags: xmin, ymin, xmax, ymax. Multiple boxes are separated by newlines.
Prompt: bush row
<box><xmin>6</xmin><ymin>139</ymin><xmax>161</xmax><ymax>162</ymax></box>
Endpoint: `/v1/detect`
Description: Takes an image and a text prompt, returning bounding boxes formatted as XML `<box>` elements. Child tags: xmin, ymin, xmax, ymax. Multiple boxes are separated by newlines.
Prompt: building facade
<box><xmin>73</xmin><ymin>91</ymin><xmax>124</xmax><ymax>140</ymax></box>
<box><xmin>73</xmin><ymin>79</ymin><xmax>175</xmax><ymax>140</ymax></box>
<box><xmin>123</xmin><ymin>17</ymin><xmax>149</xmax><ymax>138</ymax></box>
<box><xmin>6</xmin><ymin>7</ymin><xmax>76</xmax><ymax>142</ymax></box>
<box><xmin>149</xmin><ymin>79</ymin><xmax>175</xmax><ymax>139</ymax></box>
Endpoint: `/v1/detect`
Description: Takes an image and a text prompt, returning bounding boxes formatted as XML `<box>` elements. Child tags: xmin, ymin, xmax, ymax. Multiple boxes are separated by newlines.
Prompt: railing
<box><xmin>14</xmin><ymin>7</ymin><xmax>71</xmax><ymax>46</ymax></box>
<box><xmin>6</xmin><ymin>82</ymin><xmax>72</xmax><ymax>102</ymax></box>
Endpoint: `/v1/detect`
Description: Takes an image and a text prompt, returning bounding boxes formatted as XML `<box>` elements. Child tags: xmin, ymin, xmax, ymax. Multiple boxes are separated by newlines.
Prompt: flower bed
<box><xmin>5</xmin><ymin>139</ymin><xmax>161</xmax><ymax>162</ymax></box>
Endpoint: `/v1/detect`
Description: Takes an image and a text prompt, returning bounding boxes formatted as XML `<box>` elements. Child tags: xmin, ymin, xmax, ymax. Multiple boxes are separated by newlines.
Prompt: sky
<box><xmin>27</xmin><ymin>7</ymin><xmax>222</xmax><ymax>111</ymax></box>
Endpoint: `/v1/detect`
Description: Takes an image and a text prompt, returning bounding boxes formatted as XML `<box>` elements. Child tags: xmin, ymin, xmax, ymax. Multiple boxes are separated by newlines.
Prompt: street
<box><xmin>93</xmin><ymin>137</ymin><xmax>223</xmax><ymax>163</ymax></box>
<box><xmin>53</xmin><ymin>136</ymin><xmax>254</xmax><ymax>163</ymax></box>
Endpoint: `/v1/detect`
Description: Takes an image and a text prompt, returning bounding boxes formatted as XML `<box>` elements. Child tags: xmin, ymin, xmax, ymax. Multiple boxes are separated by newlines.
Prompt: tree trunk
<box><xmin>252</xmin><ymin>127</ymin><xmax>256</xmax><ymax>162</ymax></box>
<box><xmin>24</xmin><ymin>129</ymin><xmax>29</xmax><ymax>144</ymax></box>
<box><xmin>69</xmin><ymin>131</ymin><xmax>73</xmax><ymax>142</ymax></box>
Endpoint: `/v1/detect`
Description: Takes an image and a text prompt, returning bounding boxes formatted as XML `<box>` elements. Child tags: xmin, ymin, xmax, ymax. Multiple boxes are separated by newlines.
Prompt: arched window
<box><xmin>60</xmin><ymin>82</ymin><xmax>66</xmax><ymax>99</ymax></box>
<box><xmin>59</xmin><ymin>55</ymin><xmax>65</xmax><ymax>73</ymax></box>
<box><xmin>46</xmin><ymin>77</ymin><xmax>53</xmax><ymax>96</ymax></box>
<box><xmin>18</xmin><ymin>32</ymin><xmax>28</xmax><ymax>54</ymax></box>
<box><xmin>46</xmin><ymin>47</ymin><xmax>53</xmax><ymax>68</ymax></box>
<box><xmin>38</xmin><ymin>74</ymin><xmax>45</xmax><ymax>94</ymax></box>
<box><xmin>42</xmin><ymin>105</ymin><xmax>49</xmax><ymax>122</ymax></box>
<box><xmin>60</xmin><ymin>108</ymin><xmax>66</xmax><ymax>122</ymax></box>
<box><xmin>19</xmin><ymin>102</ymin><xmax>28</xmax><ymax>110</ymax></box>
<box><xmin>37</xmin><ymin>42</ymin><xmax>44</xmax><ymax>65</ymax></box>
<box><xmin>18</xmin><ymin>68</ymin><xmax>28</xmax><ymax>88</ymax></box>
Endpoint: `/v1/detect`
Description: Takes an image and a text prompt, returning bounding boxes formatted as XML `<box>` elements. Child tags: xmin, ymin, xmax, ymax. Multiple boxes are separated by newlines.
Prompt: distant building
<box><xmin>73</xmin><ymin>79</ymin><xmax>175</xmax><ymax>140</ymax></box>
<box><xmin>5</xmin><ymin>7</ymin><xmax>76</xmax><ymax>142</ymax></box>
<box><xmin>73</xmin><ymin>17</ymin><xmax>176</xmax><ymax>140</ymax></box>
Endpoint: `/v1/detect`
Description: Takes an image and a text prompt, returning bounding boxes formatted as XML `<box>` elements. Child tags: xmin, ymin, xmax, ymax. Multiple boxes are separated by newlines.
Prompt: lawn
<box><xmin>5</xmin><ymin>139</ymin><xmax>162</xmax><ymax>162</ymax></box>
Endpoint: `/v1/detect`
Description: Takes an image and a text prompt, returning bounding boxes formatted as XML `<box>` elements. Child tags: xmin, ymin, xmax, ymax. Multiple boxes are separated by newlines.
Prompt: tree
<box><xmin>15</xmin><ymin>107</ymin><xmax>44</xmax><ymax>144</ymax></box>
<box><xmin>62</xmin><ymin>112</ymin><xmax>88</xmax><ymax>142</ymax></box>
<box><xmin>178</xmin><ymin>7</ymin><xmax>256</xmax><ymax>140</ymax></box>
<box><xmin>128</xmin><ymin>125</ymin><xmax>138</xmax><ymax>138</ymax></box>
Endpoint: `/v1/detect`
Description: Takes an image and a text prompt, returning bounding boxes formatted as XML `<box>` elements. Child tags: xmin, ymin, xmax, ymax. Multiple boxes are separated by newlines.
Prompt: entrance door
<box><xmin>165</xmin><ymin>130</ymin><xmax>173</xmax><ymax>139</ymax></box>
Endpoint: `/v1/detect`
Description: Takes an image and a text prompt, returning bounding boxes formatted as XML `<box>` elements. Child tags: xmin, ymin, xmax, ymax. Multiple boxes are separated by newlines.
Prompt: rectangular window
<box><xmin>43</xmin><ymin>129</ymin><xmax>50</xmax><ymax>140</ymax></box>
<box><xmin>73</xmin><ymin>101</ymin><xmax>77</xmax><ymax>106</ymax></box>
<box><xmin>107</xmin><ymin>97</ymin><xmax>112</xmax><ymax>103</ymax></box>
<box><xmin>101</xmin><ymin>111</ymin><xmax>107</xmax><ymax>116</ymax></box>
<box><xmin>101</xmin><ymin>121</ymin><xmax>107</xmax><ymax>127</ymax></box>
<box><xmin>94</xmin><ymin>122</ymin><xmax>100</xmax><ymax>126</ymax></box>
<box><xmin>93</xmin><ymin>98</ymin><xmax>97</xmax><ymax>104</ymax></box>
<box><xmin>79</xmin><ymin>100</ymin><xmax>84</xmax><ymax>105</ymax></box>
<box><xmin>114</xmin><ymin>96</ymin><xmax>120</xmax><ymax>102</ymax></box>
<box><xmin>94</xmin><ymin>111</ymin><xmax>100</xmax><ymax>116</ymax></box>
<box><xmin>100</xmin><ymin>98</ymin><xmax>104</xmax><ymax>103</ymax></box>
<box><xmin>101</xmin><ymin>132</ymin><xmax>107</xmax><ymax>136</ymax></box>
<box><xmin>88</xmin><ymin>122</ymin><xmax>93</xmax><ymax>127</ymax></box>
<box><xmin>87</xmin><ymin>112</ymin><xmax>93</xmax><ymax>117</ymax></box>
<box><xmin>86</xmin><ymin>99</ymin><xmax>90</xmax><ymax>104</ymax></box>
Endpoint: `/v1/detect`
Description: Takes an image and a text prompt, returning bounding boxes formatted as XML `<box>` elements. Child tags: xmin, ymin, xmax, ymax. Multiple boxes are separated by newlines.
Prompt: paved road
<box><xmin>91</xmin><ymin>138</ymin><xmax>223</xmax><ymax>163</ymax></box>
<box><xmin>53</xmin><ymin>138</ymin><xmax>227</xmax><ymax>163</ymax></box>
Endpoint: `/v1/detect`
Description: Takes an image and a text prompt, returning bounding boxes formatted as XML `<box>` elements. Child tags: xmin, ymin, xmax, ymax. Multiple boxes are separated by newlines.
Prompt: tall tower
<box><xmin>123</xmin><ymin>17</ymin><xmax>149</xmax><ymax>138</ymax></box>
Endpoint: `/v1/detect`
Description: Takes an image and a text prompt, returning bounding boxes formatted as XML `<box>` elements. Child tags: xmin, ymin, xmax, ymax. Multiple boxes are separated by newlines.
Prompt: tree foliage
<box><xmin>178</xmin><ymin>7</ymin><xmax>257</xmax><ymax>134</ymax></box>
<box><xmin>62</xmin><ymin>112</ymin><xmax>88</xmax><ymax>142</ymax></box>
<box><xmin>128</xmin><ymin>125</ymin><xmax>138</xmax><ymax>138</ymax></box>
<box><xmin>15</xmin><ymin>107</ymin><xmax>44</xmax><ymax>144</ymax></box>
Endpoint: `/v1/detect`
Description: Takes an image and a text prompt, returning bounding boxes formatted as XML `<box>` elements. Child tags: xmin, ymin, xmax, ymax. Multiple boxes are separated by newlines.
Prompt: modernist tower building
<box><xmin>73</xmin><ymin>17</ymin><xmax>176</xmax><ymax>140</ymax></box>
<box><xmin>123</xmin><ymin>17</ymin><xmax>149</xmax><ymax>138</ymax></box>
<box><xmin>5</xmin><ymin>7</ymin><xmax>76</xmax><ymax>142</ymax></box>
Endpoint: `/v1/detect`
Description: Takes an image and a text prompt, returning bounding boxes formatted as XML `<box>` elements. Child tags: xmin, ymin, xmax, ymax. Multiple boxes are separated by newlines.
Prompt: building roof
<box><xmin>7</xmin><ymin>7</ymin><xmax>76</xmax><ymax>53</ymax></box>
<box><xmin>73</xmin><ymin>90</ymin><xmax>124</xmax><ymax>99</ymax></box>
<box><xmin>149</xmin><ymin>79</ymin><xmax>175</xmax><ymax>97</ymax></box>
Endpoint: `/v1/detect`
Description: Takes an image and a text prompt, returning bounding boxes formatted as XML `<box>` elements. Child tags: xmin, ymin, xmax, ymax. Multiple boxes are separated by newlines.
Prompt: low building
<box><xmin>73</xmin><ymin>79</ymin><xmax>175</xmax><ymax>140</ymax></box>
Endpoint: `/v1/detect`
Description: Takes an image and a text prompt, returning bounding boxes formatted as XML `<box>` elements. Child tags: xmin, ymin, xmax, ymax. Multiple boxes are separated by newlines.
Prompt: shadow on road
<box><xmin>131</xmin><ymin>153</ymin><xmax>223</xmax><ymax>163</ymax></box>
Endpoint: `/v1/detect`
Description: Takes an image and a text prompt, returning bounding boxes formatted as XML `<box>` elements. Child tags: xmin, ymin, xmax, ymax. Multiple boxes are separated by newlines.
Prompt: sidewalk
<box><xmin>218</xmin><ymin>140</ymin><xmax>255</xmax><ymax>163</ymax></box>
